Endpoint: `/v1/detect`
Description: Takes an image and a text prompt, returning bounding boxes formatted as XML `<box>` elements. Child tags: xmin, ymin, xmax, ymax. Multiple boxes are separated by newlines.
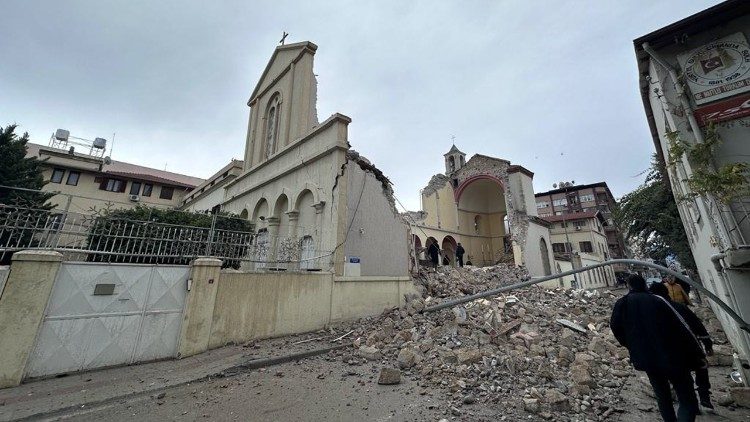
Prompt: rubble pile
<box><xmin>413</xmin><ymin>265</ymin><xmax>530</xmax><ymax>299</ymax></box>
<box><xmin>338</xmin><ymin>265</ymin><xmax>636</xmax><ymax>420</ymax></box>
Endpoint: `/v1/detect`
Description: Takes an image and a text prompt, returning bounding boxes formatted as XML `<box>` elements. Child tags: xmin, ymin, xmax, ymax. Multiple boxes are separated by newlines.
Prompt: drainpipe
<box><xmin>642</xmin><ymin>43</ymin><xmax>706</xmax><ymax>144</ymax></box>
<box><xmin>711</xmin><ymin>253</ymin><xmax>727</xmax><ymax>272</ymax></box>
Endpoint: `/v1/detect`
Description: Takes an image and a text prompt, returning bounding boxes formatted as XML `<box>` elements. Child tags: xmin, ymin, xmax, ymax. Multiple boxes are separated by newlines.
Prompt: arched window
<box><xmin>448</xmin><ymin>156</ymin><xmax>456</xmax><ymax>172</ymax></box>
<box><xmin>255</xmin><ymin>228</ymin><xmax>269</xmax><ymax>270</ymax></box>
<box><xmin>300</xmin><ymin>236</ymin><xmax>315</xmax><ymax>270</ymax></box>
<box><xmin>474</xmin><ymin>215</ymin><xmax>481</xmax><ymax>233</ymax></box>
<box><xmin>264</xmin><ymin>94</ymin><xmax>281</xmax><ymax>159</ymax></box>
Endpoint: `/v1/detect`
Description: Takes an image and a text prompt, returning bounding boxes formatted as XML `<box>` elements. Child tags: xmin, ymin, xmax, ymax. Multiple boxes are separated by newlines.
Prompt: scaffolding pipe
<box><xmin>422</xmin><ymin>259</ymin><xmax>750</xmax><ymax>334</ymax></box>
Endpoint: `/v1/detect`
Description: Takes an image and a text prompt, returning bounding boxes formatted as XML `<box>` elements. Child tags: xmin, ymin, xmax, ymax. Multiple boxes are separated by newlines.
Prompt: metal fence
<box><xmin>0</xmin><ymin>204</ymin><xmax>331</xmax><ymax>270</ymax></box>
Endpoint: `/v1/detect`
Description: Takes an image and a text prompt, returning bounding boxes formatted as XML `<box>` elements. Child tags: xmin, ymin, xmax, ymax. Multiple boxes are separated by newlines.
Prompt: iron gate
<box><xmin>25</xmin><ymin>262</ymin><xmax>189</xmax><ymax>379</ymax></box>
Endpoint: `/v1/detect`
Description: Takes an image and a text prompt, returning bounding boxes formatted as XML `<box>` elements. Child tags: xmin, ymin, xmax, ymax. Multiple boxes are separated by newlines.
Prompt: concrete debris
<box><xmin>557</xmin><ymin>318</ymin><xmax>587</xmax><ymax>334</ymax></box>
<box><xmin>731</xmin><ymin>387</ymin><xmax>750</xmax><ymax>408</ymax></box>
<box><xmin>332</xmin><ymin>264</ymin><xmax>638</xmax><ymax>419</ymax></box>
<box><xmin>328</xmin><ymin>264</ymin><xmax>735</xmax><ymax>419</ymax></box>
<box><xmin>377</xmin><ymin>368</ymin><xmax>401</xmax><ymax>385</ymax></box>
<box><xmin>359</xmin><ymin>346</ymin><xmax>381</xmax><ymax>361</ymax></box>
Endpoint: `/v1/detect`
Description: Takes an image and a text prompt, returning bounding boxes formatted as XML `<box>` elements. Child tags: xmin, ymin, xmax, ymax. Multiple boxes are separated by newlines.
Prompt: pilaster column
<box><xmin>313</xmin><ymin>202</ymin><xmax>326</xmax><ymax>269</ymax></box>
<box><xmin>286</xmin><ymin>211</ymin><xmax>300</xmax><ymax>238</ymax></box>
<box><xmin>179</xmin><ymin>257</ymin><xmax>222</xmax><ymax>358</ymax></box>
<box><xmin>266</xmin><ymin>217</ymin><xmax>281</xmax><ymax>268</ymax></box>
<box><xmin>286</xmin><ymin>211</ymin><xmax>300</xmax><ymax>270</ymax></box>
<box><xmin>0</xmin><ymin>250</ymin><xmax>62</xmax><ymax>388</ymax></box>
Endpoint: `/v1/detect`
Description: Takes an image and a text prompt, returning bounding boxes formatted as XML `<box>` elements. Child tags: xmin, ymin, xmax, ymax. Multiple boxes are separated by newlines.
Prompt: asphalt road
<box><xmin>46</xmin><ymin>356</ymin><xmax>449</xmax><ymax>422</ymax></box>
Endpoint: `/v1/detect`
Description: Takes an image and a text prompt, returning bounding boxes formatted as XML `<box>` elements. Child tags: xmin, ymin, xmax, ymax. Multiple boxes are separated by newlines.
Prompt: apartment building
<box><xmin>535</xmin><ymin>182</ymin><xmax>627</xmax><ymax>260</ymax></box>
<box><xmin>634</xmin><ymin>0</ymin><xmax>750</xmax><ymax>365</ymax></box>
<box><xmin>542</xmin><ymin>210</ymin><xmax>615</xmax><ymax>288</ymax></box>
<box><xmin>26</xmin><ymin>137</ymin><xmax>203</xmax><ymax>214</ymax></box>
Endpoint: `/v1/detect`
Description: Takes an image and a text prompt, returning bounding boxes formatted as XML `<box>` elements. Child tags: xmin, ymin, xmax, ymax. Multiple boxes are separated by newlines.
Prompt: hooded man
<box><xmin>649</xmin><ymin>282</ymin><xmax>714</xmax><ymax>412</ymax></box>
<box><xmin>611</xmin><ymin>274</ymin><xmax>705</xmax><ymax>422</ymax></box>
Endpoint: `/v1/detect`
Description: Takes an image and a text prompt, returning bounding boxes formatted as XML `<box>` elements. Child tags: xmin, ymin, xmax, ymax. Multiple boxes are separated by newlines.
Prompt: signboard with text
<box><xmin>677</xmin><ymin>32</ymin><xmax>750</xmax><ymax>105</ymax></box>
<box><xmin>694</xmin><ymin>92</ymin><xmax>750</xmax><ymax>126</ymax></box>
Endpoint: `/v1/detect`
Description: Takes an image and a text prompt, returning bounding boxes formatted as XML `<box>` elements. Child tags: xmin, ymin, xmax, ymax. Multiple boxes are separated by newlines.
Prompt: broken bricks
<box><xmin>377</xmin><ymin>368</ymin><xmax>401</xmax><ymax>385</ymax></box>
<box><xmin>329</xmin><ymin>264</ymin><xmax>729</xmax><ymax>419</ymax></box>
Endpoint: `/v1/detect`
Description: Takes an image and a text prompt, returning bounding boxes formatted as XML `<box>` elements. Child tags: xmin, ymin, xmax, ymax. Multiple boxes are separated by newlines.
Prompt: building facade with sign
<box><xmin>635</xmin><ymin>0</ymin><xmax>750</xmax><ymax>364</ymax></box>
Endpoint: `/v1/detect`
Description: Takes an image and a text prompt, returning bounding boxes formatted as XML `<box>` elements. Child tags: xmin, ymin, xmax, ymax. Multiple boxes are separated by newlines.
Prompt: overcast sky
<box><xmin>0</xmin><ymin>0</ymin><xmax>721</xmax><ymax>210</ymax></box>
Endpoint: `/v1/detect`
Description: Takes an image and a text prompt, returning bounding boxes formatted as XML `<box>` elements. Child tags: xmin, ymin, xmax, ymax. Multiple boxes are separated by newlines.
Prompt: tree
<box><xmin>615</xmin><ymin>156</ymin><xmax>696</xmax><ymax>271</ymax></box>
<box><xmin>0</xmin><ymin>124</ymin><xmax>53</xmax><ymax>207</ymax></box>
<box><xmin>86</xmin><ymin>206</ymin><xmax>254</xmax><ymax>268</ymax></box>
<box><xmin>0</xmin><ymin>124</ymin><xmax>56</xmax><ymax>263</ymax></box>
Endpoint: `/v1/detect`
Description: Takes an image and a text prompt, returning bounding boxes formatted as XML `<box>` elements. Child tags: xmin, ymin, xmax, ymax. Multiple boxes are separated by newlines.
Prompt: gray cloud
<box><xmin>0</xmin><ymin>0</ymin><xmax>720</xmax><ymax>210</ymax></box>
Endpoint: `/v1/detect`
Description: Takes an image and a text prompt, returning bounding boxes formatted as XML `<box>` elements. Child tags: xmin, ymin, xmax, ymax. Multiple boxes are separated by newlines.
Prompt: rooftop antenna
<box><xmin>279</xmin><ymin>31</ymin><xmax>288</xmax><ymax>45</ymax></box>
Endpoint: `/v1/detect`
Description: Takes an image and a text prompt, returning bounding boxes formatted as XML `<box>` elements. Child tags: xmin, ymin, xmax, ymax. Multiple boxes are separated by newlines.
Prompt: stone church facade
<box><xmin>220</xmin><ymin>41</ymin><xmax>410</xmax><ymax>277</ymax></box>
<box><xmin>407</xmin><ymin>145</ymin><xmax>555</xmax><ymax>278</ymax></box>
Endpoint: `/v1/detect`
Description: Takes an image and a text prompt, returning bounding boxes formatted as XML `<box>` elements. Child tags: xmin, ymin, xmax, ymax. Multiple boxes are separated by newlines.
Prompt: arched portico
<box><xmin>442</xmin><ymin>235</ymin><xmax>457</xmax><ymax>266</ymax></box>
<box><xmin>413</xmin><ymin>235</ymin><xmax>423</xmax><ymax>260</ymax></box>
<box><xmin>454</xmin><ymin>174</ymin><xmax>508</xmax><ymax>266</ymax></box>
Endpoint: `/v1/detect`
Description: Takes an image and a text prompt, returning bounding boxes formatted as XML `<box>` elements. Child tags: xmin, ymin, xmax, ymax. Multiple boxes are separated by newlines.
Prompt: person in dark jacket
<box><xmin>611</xmin><ymin>274</ymin><xmax>705</xmax><ymax>422</ymax></box>
<box><xmin>456</xmin><ymin>243</ymin><xmax>466</xmax><ymax>267</ymax></box>
<box><xmin>427</xmin><ymin>243</ymin><xmax>439</xmax><ymax>267</ymax></box>
<box><xmin>649</xmin><ymin>282</ymin><xmax>714</xmax><ymax>411</ymax></box>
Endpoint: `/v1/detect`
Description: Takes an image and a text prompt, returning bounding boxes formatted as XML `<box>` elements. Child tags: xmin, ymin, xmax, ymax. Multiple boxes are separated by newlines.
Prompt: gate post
<box><xmin>178</xmin><ymin>257</ymin><xmax>222</xmax><ymax>358</ymax></box>
<box><xmin>0</xmin><ymin>250</ymin><xmax>62</xmax><ymax>388</ymax></box>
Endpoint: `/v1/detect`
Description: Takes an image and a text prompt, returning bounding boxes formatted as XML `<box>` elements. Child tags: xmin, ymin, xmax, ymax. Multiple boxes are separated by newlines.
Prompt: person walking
<box><xmin>427</xmin><ymin>242</ymin><xmax>439</xmax><ymax>268</ymax></box>
<box><xmin>456</xmin><ymin>243</ymin><xmax>465</xmax><ymax>267</ymax></box>
<box><xmin>665</xmin><ymin>275</ymin><xmax>692</xmax><ymax>306</ymax></box>
<box><xmin>649</xmin><ymin>282</ymin><xmax>715</xmax><ymax>411</ymax></box>
<box><xmin>611</xmin><ymin>274</ymin><xmax>705</xmax><ymax>422</ymax></box>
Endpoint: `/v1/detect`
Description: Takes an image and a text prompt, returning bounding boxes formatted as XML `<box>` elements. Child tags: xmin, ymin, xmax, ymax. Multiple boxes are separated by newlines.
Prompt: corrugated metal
<box><xmin>0</xmin><ymin>266</ymin><xmax>9</xmax><ymax>297</ymax></box>
<box><xmin>25</xmin><ymin>262</ymin><xmax>188</xmax><ymax>379</ymax></box>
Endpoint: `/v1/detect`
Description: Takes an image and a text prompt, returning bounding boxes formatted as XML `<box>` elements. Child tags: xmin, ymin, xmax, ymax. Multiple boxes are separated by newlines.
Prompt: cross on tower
<box><xmin>451</xmin><ymin>134</ymin><xmax>456</xmax><ymax>144</ymax></box>
<box><xmin>280</xmin><ymin>32</ymin><xmax>289</xmax><ymax>45</ymax></box>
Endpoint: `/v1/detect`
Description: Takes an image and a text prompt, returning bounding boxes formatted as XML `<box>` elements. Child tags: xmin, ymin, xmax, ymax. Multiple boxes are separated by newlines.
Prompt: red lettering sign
<box><xmin>694</xmin><ymin>92</ymin><xmax>750</xmax><ymax>126</ymax></box>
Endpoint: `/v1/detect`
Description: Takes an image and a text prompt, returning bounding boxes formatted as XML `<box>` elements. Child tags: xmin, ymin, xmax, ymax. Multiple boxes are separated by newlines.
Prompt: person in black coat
<box><xmin>611</xmin><ymin>274</ymin><xmax>705</xmax><ymax>422</ymax></box>
<box><xmin>427</xmin><ymin>242</ymin><xmax>439</xmax><ymax>267</ymax></box>
<box><xmin>456</xmin><ymin>243</ymin><xmax>466</xmax><ymax>267</ymax></box>
<box><xmin>649</xmin><ymin>282</ymin><xmax>715</xmax><ymax>411</ymax></box>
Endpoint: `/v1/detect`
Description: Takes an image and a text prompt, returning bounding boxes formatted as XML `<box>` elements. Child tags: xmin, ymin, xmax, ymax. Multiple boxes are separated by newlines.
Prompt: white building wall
<box><xmin>644</xmin><ymin>24</ymin><xmax>750</xmax><ymax>359</ymax></box>
<box><xmin>343</xmin><ymin>166</ymin><xmax>409</xmax><ymax>277</ymax></box>
<box><xmin>524</xmin><ymin>221</ymin><xmax>555</xmax><ymax>279</ymax></box>
<box><xmin>182</xmin><ymin>187</ymin><xmax>226</xmax><ymax>213</ymax></box>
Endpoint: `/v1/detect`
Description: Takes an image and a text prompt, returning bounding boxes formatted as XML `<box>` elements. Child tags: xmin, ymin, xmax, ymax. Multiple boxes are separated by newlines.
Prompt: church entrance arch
<box><xmin>442</xmin><ymin>236</ymin><xmax>457</xmax><ymax>266</ymax></box>
<box><xmin>455</xmin><ymin>175</ymin><xmax>507</xmax><ymax>266</ymax></box>
<box><xmin>425</xmin><ymin>237</ymin><xmax>439</xmax><ymax>265</ymax></box>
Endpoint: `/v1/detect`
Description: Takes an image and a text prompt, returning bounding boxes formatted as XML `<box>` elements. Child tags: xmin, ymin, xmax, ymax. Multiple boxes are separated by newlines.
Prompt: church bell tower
<box><xmin>444</xmin><ymin>144</ymin><xmax>466</xmax><ymax>175</ymax></box>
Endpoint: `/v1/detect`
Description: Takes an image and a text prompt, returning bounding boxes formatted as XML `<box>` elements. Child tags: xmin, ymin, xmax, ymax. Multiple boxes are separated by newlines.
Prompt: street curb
<box><xmin>13</xmin><ymin>344</ymin><xmax>348</xmax><ymax>421</ymax></box>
